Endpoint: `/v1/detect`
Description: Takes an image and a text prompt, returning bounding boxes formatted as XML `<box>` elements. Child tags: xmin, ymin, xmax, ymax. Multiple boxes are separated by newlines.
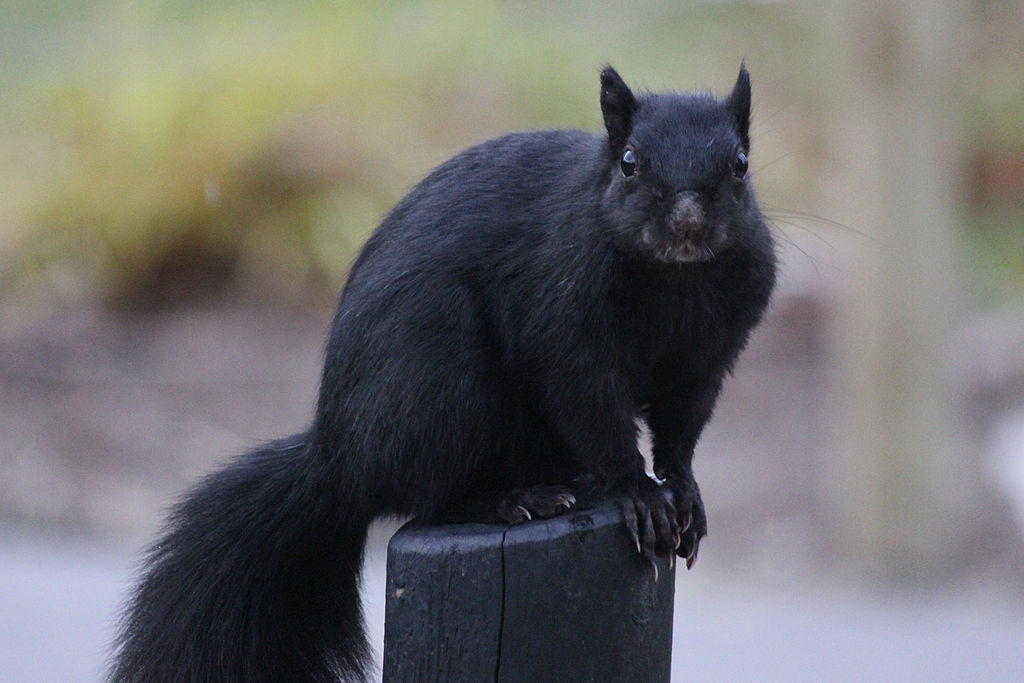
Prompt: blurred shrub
<box><xmin>0</xmin><ymin>0</ymin><xmax>820</xmax><ymax>307</ymax></box>
<box><xmin>0</xmin><ymin>1</ymin><xmax>1020</xmax><ymax>307</ymax></box>
<box><xmin>2</xmin><ymin>1</ymin><xmax>542</xmax><ymax>306</ymax></box>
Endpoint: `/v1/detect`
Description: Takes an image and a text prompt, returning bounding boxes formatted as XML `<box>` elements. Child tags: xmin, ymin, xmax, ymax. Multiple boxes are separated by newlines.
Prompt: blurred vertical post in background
<box><xmin>829</xmin><ymin>0</ymin><xmax>973</xmax><ymax>579</ymax></box>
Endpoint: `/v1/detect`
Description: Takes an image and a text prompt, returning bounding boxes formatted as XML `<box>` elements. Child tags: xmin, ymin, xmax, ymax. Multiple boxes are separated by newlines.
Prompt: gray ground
<box><xmin>2</xmin><ymin>298</ymin><xmax>1023</xmax><ymax>681</ymax></box>
<box><xmin>3</xmin><ymin>525</ymin><xmax>1023</xmax><ymax>682</ymax></box>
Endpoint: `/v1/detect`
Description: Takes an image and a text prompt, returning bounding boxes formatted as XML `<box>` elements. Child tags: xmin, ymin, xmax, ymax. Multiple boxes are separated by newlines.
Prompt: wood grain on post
<box><xmin>383</xmin><ymin>502</ymin><xmax>675</xmax><ymax>683</ymax></box>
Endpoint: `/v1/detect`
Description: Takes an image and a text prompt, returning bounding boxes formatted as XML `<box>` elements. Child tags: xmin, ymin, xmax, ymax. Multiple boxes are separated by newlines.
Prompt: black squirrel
<box><xmin>111</xmin><ymin>66</ymin><xmax>776</xmax><ymax>682</ymax></box>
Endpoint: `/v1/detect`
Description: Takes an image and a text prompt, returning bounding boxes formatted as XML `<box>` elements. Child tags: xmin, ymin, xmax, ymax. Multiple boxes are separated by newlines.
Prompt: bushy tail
<box><xmin>111</xmin><ymin>432</ymin><xmax>372</xmax><ymax>682</ymax></box>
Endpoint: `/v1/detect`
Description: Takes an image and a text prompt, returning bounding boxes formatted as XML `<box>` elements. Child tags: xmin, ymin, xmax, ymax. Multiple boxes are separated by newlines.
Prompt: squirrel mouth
<box><xmin>640</xmin><ymin>224</ymin><xmax>717</xmax><ymax>263</ymax></box>
<box><xmin>677</xmin><ymin>243</ymin><xmax>714</xmax><ymax>262</ymax></box>
<box><xmin>660</xmin><ymin>241</ymin><xmax>716</xmax><ymax>263</ymax></box>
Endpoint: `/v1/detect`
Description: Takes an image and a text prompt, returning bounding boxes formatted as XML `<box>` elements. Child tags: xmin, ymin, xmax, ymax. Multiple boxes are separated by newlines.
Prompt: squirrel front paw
<box><xmin>661</xmin><ymin>473</ymin><xmax>707</xmax><ymax>570</ymax></box>
<box><xmin>617</xmin><ymin>473</ymin><xmax>707</xmax><ymax>579</ymax></box>
<box><xmin>615</xmin><ymin>477</ymin><xmax>681</xmax><ymax>581</ymax></box>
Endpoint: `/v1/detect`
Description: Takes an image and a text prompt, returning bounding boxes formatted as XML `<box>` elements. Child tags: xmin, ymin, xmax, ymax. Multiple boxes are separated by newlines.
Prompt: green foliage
<box><xmin>0</xmin><ymin>1</ymin><xmax>810</xmax><ymax>306</ymax></box>
<box><xmin>0</xmin><ymin>2</ymin><xmax>570</xmax><ymax>304</ymax></box>
<box><xmin>0</xmin><ymin>1</ymin><xmax>1020</xmax><ymax>307</ymax></box>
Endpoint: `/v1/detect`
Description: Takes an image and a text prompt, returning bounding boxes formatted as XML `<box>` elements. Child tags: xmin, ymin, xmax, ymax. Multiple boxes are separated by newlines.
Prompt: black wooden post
<box><xmin>382</xmin><ymin>501</ymin><xmax>675</xmax><ymax>682</ymax></box>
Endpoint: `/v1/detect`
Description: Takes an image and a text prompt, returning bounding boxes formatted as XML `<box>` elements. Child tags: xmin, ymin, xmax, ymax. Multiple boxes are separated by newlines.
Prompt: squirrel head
<box><xmin>599</xmin><ymin>65</ymin><xmax>759</xmax><ymax>264</ymax></box>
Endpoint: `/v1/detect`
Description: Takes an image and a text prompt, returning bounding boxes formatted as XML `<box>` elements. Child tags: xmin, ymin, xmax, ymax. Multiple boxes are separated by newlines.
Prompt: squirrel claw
<box><xmin>619</xmin><ymin>497</ymin><xmax>642</xmax><ymax>555</ymax></box>
<box><xmin>686</xmin><ymin>545</ymin><xmax>699</xmax><ymax>570</ymax></box>
<box><xmin>679</xmin><ymin>510</ymin><xmax>692</xmax><ymax>535</ymax></box>
<box><xmin>553</xmin><ymin>493</ymin><xmax>576</xmax><ymax>514</ymax></box>
<box><xmin>497</xmin><ymin>485</ymin><xmax>576</xmax><ymax>524</ymax></box>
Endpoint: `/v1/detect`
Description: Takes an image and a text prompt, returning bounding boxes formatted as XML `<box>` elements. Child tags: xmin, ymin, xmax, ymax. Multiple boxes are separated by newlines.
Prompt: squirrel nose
<box><xmin>668</xmin><ymin>191</ymin><xmax>704</xmax><ymax>236</ymax></box>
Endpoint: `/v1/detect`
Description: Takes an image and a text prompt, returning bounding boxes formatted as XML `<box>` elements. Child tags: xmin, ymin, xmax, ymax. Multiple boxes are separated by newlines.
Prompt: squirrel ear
<box><xmin>600</xmin><ymin>66</ymin><xmax>637</xmax><ymax>153</ymax></box>
<box><xmin>728</xmin><ymin>64</ymin><xmax>752</xmax><ymax>150</ymax></box>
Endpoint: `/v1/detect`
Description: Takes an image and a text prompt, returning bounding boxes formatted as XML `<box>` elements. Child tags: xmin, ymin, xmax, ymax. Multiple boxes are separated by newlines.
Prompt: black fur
<box><xmin>112</xmin><ymin>66</ymin><xmax>776</xmax><ymax>682</ymax></box>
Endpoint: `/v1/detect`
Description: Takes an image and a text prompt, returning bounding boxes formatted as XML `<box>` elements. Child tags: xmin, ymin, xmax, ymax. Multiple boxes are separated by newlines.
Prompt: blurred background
<box><xmin>1</xmin><ymin>0</ymin><xmax>1023</xmax><ymax>680</ymax></box>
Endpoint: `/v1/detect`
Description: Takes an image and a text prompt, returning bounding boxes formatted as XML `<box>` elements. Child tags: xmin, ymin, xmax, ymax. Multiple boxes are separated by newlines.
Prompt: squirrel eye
<box><xmin>620</xmin><ymin>148</ymin><xmax>637</xmax><ymax>177</ymax></box>
<box><xmin>733</xmin><ymin>150</ymin><xmax>749</xmax><ymax>179</ymax></box>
